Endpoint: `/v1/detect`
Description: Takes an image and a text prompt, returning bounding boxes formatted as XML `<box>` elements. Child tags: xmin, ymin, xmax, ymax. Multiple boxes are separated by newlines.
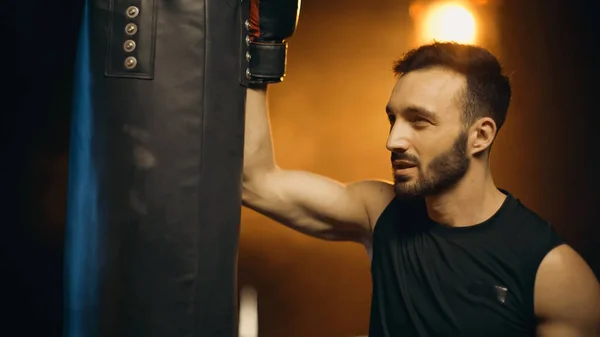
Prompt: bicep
<box><xmin>242</xmin><ymin>169</ymin><xmax>370</xmax><ymax>241</ymax></box>
<box><xmin>242</xmin><ymin>168</ymin><xmax>393</xmax><ymax>242</ymax></box>
<box><xmin>535</xmin><ymin>244</ymin><xmax>600</xmax><ymax>337</ymax></box>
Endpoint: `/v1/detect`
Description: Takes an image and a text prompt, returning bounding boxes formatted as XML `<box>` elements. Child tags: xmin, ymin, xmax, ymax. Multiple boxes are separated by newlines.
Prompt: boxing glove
<box><xmin>243</xmin><ymin>0</ymin><xmax>301</xmax><ymax>85</ymax></box>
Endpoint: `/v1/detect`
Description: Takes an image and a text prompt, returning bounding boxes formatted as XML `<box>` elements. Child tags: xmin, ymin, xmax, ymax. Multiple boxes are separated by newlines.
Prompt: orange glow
<box><xmin>239</xmin><ymin>286</ymin><xmax>258</xmax><ymax>337</ymax></box>
<box><xmin>416</xmin><ymin>2</ymin><xmax>477</xmax><ymax>44</ymax></box>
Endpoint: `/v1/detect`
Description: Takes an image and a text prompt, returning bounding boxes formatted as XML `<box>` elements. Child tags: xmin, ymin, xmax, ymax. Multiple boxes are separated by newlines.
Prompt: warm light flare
<box><xmin>416</xmin><ymin>2</ymin><xmax>477</xmax><ymax>44</ymax></box>
<box><xmin>239</xmin><ymin>286</ymin><xmax>258</xmax><ymax>337</ymax></box>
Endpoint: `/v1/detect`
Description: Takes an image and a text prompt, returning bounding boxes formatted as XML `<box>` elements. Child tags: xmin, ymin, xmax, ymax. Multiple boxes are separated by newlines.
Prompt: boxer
<box><xmin>241</xmin><ymin>1</ymin><xmax>600</xmax><ymax>336</ymax></box>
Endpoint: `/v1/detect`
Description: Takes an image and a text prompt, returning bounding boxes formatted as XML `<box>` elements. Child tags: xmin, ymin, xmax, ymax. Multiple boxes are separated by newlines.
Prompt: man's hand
<box><xmin>535</xmin><ymin>244</ymin><xmax>600</xmax><ymax>336</ymax></box>
<box><xmin>243</xmin><ymin>0</ymin><xmax>301</xmax><ymax>85</ymax></box>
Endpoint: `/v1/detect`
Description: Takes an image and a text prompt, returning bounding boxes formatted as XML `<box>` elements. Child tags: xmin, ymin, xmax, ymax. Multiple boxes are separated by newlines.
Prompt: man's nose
<box><xmin>386</xmin><ymin>123</ymin><xmax>412</xmax><ymax>153</ymax></box>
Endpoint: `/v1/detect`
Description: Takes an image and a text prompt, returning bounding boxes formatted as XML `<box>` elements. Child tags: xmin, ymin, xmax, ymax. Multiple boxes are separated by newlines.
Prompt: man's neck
<box><xmin>424</xmin><ymin>169</ymin><xmax>506</xmax><ymax>228</ymax></box>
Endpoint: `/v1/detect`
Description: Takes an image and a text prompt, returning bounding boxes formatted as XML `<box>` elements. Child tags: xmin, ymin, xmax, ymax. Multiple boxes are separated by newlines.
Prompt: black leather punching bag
<box><xmin>64</xmin><ymin>1</ymin><xmax>245</xmax><ymax>336</ymax></box>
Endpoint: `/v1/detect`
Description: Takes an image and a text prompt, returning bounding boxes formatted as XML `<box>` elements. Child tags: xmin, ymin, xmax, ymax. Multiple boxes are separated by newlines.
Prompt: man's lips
<box><xmin>392</xmin><ymin>160</ymin><xmax>418</xmax><ymax>170</ymax></box>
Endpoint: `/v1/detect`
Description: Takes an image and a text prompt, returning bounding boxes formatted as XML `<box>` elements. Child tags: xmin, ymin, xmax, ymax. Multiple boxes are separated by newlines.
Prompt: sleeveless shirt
<box><xmin>368</xmin><ymin>189</ymin><xmax>563</xmax><ymax>337</ymax></box>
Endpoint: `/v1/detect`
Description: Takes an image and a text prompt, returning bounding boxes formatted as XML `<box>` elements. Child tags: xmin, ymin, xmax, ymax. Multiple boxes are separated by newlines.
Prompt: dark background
<box><xmin>3</xmin><ymin>0</ymin><xmax>599</xmax><ymax>336</ymax></box>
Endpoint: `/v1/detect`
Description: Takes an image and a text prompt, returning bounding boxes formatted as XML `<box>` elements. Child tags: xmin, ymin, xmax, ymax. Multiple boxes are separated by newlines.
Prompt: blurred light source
<box><xmin>414</xmin><ymin>2</ymin><xmax>477</xmax><ymax>44</ymax></box>
<box><xmin>239</xmin><ymin>286</ymin><xmax>258</xmax><ymax>337</ymax></box>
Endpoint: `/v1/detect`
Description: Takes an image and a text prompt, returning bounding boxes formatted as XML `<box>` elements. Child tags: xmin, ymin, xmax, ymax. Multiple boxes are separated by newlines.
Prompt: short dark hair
<box><xmin>393</xmin><ymin>42</ymin><xmax>511</xmax><ymax>131</ymax></box>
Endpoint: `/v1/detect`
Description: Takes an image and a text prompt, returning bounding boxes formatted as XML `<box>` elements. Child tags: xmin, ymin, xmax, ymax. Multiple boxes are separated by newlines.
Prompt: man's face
<box><xmin>385</xmin><ymin>67</ymin><xmax>471</xmax><ymax>198</ymax></box>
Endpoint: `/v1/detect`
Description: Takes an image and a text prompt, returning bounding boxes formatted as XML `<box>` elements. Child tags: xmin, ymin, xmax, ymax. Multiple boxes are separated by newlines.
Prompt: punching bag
<box><xmin>64</xmin><ymin>0</ymin><xmax>247</xmax><ymax>336</ymax></box>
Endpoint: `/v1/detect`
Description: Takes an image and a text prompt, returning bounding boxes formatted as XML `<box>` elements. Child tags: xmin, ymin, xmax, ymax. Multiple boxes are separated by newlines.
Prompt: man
<box><xmin>242</xmin><ymin>41</ymin><xmax>600</xmax><ymax>336</ymax></box>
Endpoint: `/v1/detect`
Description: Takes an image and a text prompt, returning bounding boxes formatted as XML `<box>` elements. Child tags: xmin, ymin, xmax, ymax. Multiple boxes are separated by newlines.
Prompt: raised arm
<box><xmin>242</xmin><ymin>87</ymin><xmax>395</xmax><ymax>243</ymax></box>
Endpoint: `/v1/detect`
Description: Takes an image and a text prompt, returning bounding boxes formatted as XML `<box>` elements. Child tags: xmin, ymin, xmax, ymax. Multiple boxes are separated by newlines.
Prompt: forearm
<box><xmin>243</xmin><ymin>86</ymin><xmax>278</xmax><ymax>182</ymax></box>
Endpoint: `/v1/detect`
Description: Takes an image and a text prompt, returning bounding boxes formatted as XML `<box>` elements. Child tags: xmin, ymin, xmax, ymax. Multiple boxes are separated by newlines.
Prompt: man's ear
<box><xmin>469</xmin><ymin>117</ymin><xmax>497</xmax><ymax>156</ymax></box>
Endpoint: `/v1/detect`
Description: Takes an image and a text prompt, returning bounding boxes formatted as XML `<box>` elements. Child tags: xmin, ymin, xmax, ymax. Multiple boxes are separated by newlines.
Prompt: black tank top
<box><xmin>368</xmin><ymin>190</ymin><xmax>563</xmax><ymax>337</ymax></box>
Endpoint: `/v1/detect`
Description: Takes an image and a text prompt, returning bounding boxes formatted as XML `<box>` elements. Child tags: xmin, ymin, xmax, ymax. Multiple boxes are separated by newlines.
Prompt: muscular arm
<box><xmin>535</xmin><ymin>244</ymin><xmax>600</xmax><ymax>337</ymax></box>
<box><xmin>242</xmin><ymin>87</ymin><xmax>395</xmax><ymax>243</ymax></box>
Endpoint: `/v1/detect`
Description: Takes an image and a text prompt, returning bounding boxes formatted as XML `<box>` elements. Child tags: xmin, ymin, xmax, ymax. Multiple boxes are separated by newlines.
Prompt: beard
<box><xmin>392</xmin><ymin>131</ymin><xmax>470</xmax><ymax>199</ymax></box>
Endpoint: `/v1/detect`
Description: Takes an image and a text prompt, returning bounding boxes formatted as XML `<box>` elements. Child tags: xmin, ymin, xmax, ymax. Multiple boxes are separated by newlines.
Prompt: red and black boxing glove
<box><xmin>243</xmin><ymin>0</ymin><xmax>301</xmax><ymax>85</ymax></box>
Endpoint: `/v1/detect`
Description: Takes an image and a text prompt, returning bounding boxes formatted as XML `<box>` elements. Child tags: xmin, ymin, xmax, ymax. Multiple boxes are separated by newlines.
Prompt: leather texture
<box><xmin>64</xmin><ymin>1</ymin><xmax>245</xmax><ymax>336</ymax></box>
<box><xmin>241</xmin><ymin>0</ymin><xmax>301</xmax><ymax>85</ymax></box>
<box><xmin>248</xmin><ymin>41</ymin><xmax>287</xmax><ymax>81</ymax></box>
<box><xmin>105</xmin><ymin>0</ymin><xmax>158</xmax><ymax>79</ymax></box>
<box><xmin>248</xmin><ymin>0</ymin><xmax>300</xmax><ymax>41</ymax></box>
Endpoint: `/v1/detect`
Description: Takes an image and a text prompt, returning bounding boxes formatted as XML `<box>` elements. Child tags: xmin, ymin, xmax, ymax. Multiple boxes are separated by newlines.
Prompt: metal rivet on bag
<box><xmin>125</xmin><ymin>56</ymin><xmax>138</xmax><ymax>69</ymax></box>
<box><xmin>245</xmin><ymin>35</ymin><xmax>250</xmax><ymax>46</ymax></box>
<box><xmin>244</xmin><ymin>20</ymin><xmax>249</xmax><ymax>30</ymax></box>
<box><xmin>245</xmin><ymin>68</ymin><xmax>251</xmax><ymax>79</ymax></box>
<box><xmin>126</xmin><ymin>6</ymin><xmax>140</xmax><ymax>18</ymax></box>
<box><xmin>125</xmin><ymin>23</ymin><xmax>138</xmax><ymax>36</ymax></box>
<box><xmin>123</xmin><ymin>40</ymin><xmax>136</xmax><ymax>52</ymax></box>
<box><xmin>245</xmin><ymin>52</ymin><xmax>251</xmax><ymax>62</ymax></box>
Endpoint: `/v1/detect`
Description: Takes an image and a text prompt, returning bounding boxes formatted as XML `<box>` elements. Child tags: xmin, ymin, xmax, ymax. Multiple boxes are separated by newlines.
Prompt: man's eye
<box><xmin>411</xmin><ymin>118</ymin><xmax>431</xmax><ymax>128</ymax></box>
<box><xmin>387</xmin><ymin>115</ymin><xmax>396</xmax><ymax>124</ymax></box>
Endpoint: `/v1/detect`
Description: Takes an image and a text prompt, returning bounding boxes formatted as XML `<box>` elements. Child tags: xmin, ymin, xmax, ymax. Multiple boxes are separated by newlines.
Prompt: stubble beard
<box><xmin>393</xmin><ymin>131</ymin><xmax>471</xmax><ymax>199</ymax></box>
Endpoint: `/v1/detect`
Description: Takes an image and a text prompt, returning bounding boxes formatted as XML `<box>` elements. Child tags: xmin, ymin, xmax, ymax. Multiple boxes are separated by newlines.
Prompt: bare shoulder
<box><xmin>346</xmin><ymin>179</ymin><xmax>396</xmax><ymax>232</ymax></box>
<box><xmin>535</xmin><ymin>244</ymin><xmax>600</xmax><ymax>336</ymax></box>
